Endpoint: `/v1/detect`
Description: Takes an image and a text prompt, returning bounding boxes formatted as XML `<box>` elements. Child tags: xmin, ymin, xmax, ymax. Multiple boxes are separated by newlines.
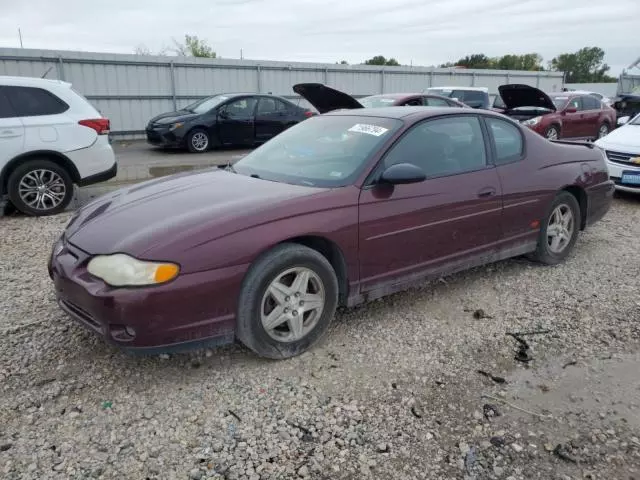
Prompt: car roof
<box><xmin>0</xmin><ymin>75</ymin><xmax>72</xmax><ymax>89</ymax></box>
<box><xmin>428</xmin><ymin>86</ymin><xmax>489</xmax><ymax>92</ymax></box>
<box><xmin>364</xmin><ymin>93</ymin><xmax>422</xmax><ymax>99</ymax></box>
<box><xmin>325</xmin><ymin>106</ymin><xmax>478</xmax><ymax>119</ymax></box>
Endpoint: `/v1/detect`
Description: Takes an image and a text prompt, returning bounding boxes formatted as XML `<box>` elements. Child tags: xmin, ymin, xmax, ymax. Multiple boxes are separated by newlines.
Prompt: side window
<box><xmin>486</xmin><ymin>117</ymin><xmax>524</xmax><ymax>165</ymax></box>
<box><xmin>4</xmin><ymin>86</ymin><xmax>69</xmax><ymax>116</ymax></box>
<box><xmin>275</xmin><ymin>99</ymin><xmax>290</xmax><ymax>112</ymax></box>
<box><xmin>0</xmin><ymin>89</ymin><xmax>17</xmax><ymax>118</ymax></box>
<box><xmin>257</xmin><ymin>97</ymin><xmax>278</xmax><ymax>115</ymax></box>
<box><xmin>460</xmin><ymin>91</ymin><xmax>486</xmax><ymax>108</ymax></box>
<box><xmin>424</xmin><ymin>97</ymin><xmax>450</xmax><ymax>107</ymax></box>
<box><xmin>383</xmin><ymin>116</ymin><xmax>487</xmax><ymax>177</ymax></box>
<box><xmin>583</xmin><ymin>96</ymin><xmax>601</xmax><ymax>110</ymax></box>
<box><xmin>568</xmin><ymin>97</ymin><xmax>583</xmax><ymax>111</ymax></box>
<box><xmin>220</xmin><ymin>97</ymin><xmax>257</xmax><ymax>119</ymax></box>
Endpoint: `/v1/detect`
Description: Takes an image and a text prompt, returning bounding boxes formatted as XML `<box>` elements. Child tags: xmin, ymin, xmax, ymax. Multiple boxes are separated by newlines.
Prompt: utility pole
<box><xmin>240</xmin><ymin>49</ymin><xmax>243</xmax><ymax>60</ymax></box>
<box><xmin>18</xmin><ymin>28</ymin><xmax>23</xmax><ymax>48</ymax></box>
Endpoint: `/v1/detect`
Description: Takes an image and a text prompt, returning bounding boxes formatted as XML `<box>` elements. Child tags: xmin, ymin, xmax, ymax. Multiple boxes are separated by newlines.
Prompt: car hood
<box><xmin>66</xmin><ymin>169</ymin><xmax>324</xmax><ymax>257</ymax></box>
<box><xmin>148</xmin><ymin>110</ymin><xmax>201</xmax><ymax>125</ymax></box>
<box><xmin>595</xmin><ymin>124</ymin><xmax>640</xmax><ymax>150</ymax></box>
<box><xmin>293</xmin><ymin>83</ymin><xmax>364</xmax><ymax>114</ymax></box>
<box><xmin>498</xmin><ymin>84</ymin><xmax>556</xmax><ymax>112</ymax></box>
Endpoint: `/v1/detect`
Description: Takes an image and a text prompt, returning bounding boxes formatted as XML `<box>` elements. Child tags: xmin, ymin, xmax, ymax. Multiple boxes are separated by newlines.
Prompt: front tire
<box><xmin>529</xmin><ymin>192</ymin><xmax>580</xmax><ymax>265</ymax></box>
<box><xmin>7</xmin><ymin>160</ymin><xmax>74</xmax><ymax>216</ymax></box>
<box><xmin>186</xmin><ymin>129</ymin><xmax>210</xmax><ymax>153</ymax></box>
<box><xmin>545</xmin><ymin>125</ymin><xmax>560</xmax><ymax>140</ymax></box>
<box><xmin>236</xmin><ymin>243</ymin><xmax>339</xmax><ymax>359</ymax></box>
<box><xmin>597</xmin><ymin>123</ymin><xmax>610</xmax><ymax>139</ymax></box>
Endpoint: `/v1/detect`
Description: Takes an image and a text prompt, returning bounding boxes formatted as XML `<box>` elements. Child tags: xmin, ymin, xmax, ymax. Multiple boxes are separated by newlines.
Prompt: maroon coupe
<box><xmin>49</xmin><ymin>107</ymin><xmax>614</xmax><ymax>359</ymax></box>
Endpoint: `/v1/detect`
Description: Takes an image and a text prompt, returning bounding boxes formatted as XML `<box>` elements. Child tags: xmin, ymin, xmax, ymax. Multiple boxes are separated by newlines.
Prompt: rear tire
<box><xmin>545</xmin><ymin>125</ymin><xmax>560</xmax><ymax>140</ymax></box>
<box><xmin>236</xmin><ymin>243</ymin><xmax>339</xmax><ymax>359</ymax></box>
<box><xmin>7</xmin><ymin>159</ymin><xmax>74</xmax><ymax>216</ymax></box>
<box><xmin>528</xmin><ymin>192</ymin><xmax>580</xmax><ymax>265</ymax></box>
<box><xmin>186</xmin><ymin>129</ymin><xmax>210</xmax><ymax>153</ymax></box>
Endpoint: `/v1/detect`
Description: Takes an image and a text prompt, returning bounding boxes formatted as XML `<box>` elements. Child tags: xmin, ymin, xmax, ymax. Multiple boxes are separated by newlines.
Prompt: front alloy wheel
<box><xmin>546</xmin><ymin>204</ymin><xmax>574</xmax><ymax>254</ymax></box>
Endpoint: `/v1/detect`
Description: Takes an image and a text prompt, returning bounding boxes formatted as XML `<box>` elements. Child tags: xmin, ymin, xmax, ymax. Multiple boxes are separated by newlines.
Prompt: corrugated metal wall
<box><xmin>0</xmin><ymin>48</ymin><xmax>565</xmax><ymax>138</ymax></box>
<box><xmin>618</xmin><ymin>73</ymin><xmax>640</xmax><ymax>95</ymax></box>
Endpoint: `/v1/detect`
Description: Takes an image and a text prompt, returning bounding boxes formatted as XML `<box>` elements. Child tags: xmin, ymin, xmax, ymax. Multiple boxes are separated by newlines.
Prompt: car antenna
<box><xmin>41</xmin><ymin>66</ymin><xmax>53</xmax><ymax>78</ymax></box>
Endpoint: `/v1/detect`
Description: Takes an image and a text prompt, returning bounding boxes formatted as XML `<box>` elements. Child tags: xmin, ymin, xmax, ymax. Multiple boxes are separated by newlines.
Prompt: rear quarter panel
<box><xmin>496</xmin><ymin>127</ymin><xmax>610</xmax><ymax>244</ymax></box>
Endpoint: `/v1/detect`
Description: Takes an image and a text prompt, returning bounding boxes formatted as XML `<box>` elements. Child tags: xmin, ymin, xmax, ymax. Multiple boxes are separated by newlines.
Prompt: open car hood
<box><xmin>498</xmin><ymin>84</ymin><xmax>556</xmax><ymax>112</ymax></box>
<box><xmin>293</xmin><ymin>83</ymin><xmax>364</xmax><ymax>114</ymax></box>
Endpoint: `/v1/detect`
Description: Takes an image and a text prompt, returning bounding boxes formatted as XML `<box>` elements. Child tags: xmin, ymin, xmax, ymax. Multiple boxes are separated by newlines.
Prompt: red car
<box><xmin>49</xmin><ymin>106</ymin><xmax>614</xmax><ymax>359</ymax></box>
<box><xmin>497</xmin><ymin>84</ymin><xmax>617</xmax><ymax>141</ymax></box>
<box><xmin>293</xmin><ymin>83</ymin><xmax>468</xmax><ymax>112</ymax></box>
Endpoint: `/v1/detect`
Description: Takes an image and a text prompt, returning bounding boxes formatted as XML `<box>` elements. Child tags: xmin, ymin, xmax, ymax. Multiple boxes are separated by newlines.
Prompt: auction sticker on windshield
<box><xmin>348</xmin><ymin>124</ymin><xmax>389</xmax><ymax>136</ymax></box>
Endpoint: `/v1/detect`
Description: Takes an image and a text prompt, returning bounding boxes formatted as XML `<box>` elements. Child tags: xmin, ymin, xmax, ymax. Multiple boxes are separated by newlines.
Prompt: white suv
<box><xmin>0</xmin><ymin>76</ymin><xmax>117</xmax><ymax>216</ymax></box>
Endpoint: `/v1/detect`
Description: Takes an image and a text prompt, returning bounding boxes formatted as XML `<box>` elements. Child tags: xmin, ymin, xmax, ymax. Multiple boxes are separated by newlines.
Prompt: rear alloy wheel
<box><xmin>236</xmin><ymin>243</ymin><xmax>338</xmax><ymax>359</ymax></box>
<box><xmin>597</xmin><ymin>123</ymin><xmax>610</xmax><ymax>139</ymax></box>
<box><xmin>186</xmin><ymin>129</ymin><xmax>210</xmax><ymax>153</ymax></box>
<box><xmin>545</xmin><ymin>125</ymin><xmax>560</xmax><ymax>140</ymax></box>
<box><xmin>7</xmin><ymin>160</ymin><xmax>74</xmax><ymax>216</ymax></box>
<box><xmin>529</xmin><ymin>192</ymin><xmax>580</xmax><ymax>265</ymax></box>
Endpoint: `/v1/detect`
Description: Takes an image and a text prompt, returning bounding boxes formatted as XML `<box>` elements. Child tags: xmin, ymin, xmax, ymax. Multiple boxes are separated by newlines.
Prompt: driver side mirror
<box><xmin>565</xmin><ymin>106</ymin><xmax>577</xmax><ymax>114</ymax></box>
<box><xmin>379</xmin><ymin>163</ymin><xmax>426</xmax><ymax>185</ymax></box>
<box><xmin>218</xmin><ymin>110</ymin><xmax>229</xmax><ymax>119</ymax></box>
<box><xmin>617</xmin><ymin>116</ymin><xmax>630</xmax><ymax>126</ymax></box>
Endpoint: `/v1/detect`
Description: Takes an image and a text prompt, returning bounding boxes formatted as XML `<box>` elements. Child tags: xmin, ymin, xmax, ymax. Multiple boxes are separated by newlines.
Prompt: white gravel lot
<box><xmin>1</xmin><ymin>194</ymin><xmax>639</xmax><ymax>479</ymax></box>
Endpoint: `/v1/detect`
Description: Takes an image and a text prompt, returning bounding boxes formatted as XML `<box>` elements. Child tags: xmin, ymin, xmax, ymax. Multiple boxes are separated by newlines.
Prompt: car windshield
<box><xmin>233</xmin><ymin>115</ymin><xmax>403</xmax><ymax>187</ymax></box>
<box><xmin>358</xmin><ymin>96</ymin><xmax>398</xmax><ymax>108</ymax></box>
<box><xmin>184</xmin><ymin>95</ymin><xmax>230</xmax><ymax>114</ymax></box>
<box><xmin>550</xmin><ymin>96</ymin><xmax>570</xmax><ymax>109</ymax></box>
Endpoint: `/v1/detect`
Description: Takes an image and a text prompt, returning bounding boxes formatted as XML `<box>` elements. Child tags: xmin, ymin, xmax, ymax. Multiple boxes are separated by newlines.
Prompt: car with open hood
<box><xmin>145</xmin><ymin>93</ymin><xmax>314</xmax><ymax>153</ymax></box>
<box><xmin>595</xmin><ymin>113</ymin><xmax>640</xmax><ymax>193</ymax></box>
<box><xmin>50</xmin><ymin>107</ymin><xmax>614</xmax><ymax>359</ymax></box>
<box><xmin>292</xmin><ymin>83</ymin><xmax>467</xmax><ymax>113</ymax></box>
<box><xmin>498</xmin><ymin>84</ymin><xmax>617</xmax><ymax>141</ymax></box>
<box><xmin>611</xmin><ymin>94</ymin><xmax>640</xmax><ymax>126</ymax></box>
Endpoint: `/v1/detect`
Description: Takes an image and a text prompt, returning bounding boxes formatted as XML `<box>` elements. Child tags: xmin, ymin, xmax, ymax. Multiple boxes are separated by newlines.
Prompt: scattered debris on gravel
<box><xmin>1</xmin><ymin>194</ymin><xmax>639</xmax><ymax>479</ymax></box>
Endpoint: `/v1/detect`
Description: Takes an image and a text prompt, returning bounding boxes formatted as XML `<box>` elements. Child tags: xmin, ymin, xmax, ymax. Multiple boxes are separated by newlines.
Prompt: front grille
<box><xmin>60</xmin><ymin>299</ymin><xmax>103</xmax><ymax>333</ymax></box>
<box><xmin>606</xmin><ymin>150</ymin><xmax>640</xmax><ymax>166</ymax></box>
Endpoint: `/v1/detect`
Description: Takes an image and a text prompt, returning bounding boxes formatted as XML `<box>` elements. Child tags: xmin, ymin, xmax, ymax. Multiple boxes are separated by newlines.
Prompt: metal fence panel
<box><xmin>0</xmin><ymin>47</ymin><xmax>565</xmax><ymax>138</ymax></box>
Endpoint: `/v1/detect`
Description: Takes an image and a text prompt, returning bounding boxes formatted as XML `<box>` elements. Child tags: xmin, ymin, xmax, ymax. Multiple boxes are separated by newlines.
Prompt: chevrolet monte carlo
<box><xmin>49</xmin><ymin>107</ymin><xmax>614</xmax><ymax>359</ymax></box>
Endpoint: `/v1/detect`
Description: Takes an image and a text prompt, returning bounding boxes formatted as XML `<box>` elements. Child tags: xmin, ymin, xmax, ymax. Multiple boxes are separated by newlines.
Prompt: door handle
<box><xmin>477</xmin><ymin>187</ymin><xmax>496</xmax><ymax>198</ymax></box>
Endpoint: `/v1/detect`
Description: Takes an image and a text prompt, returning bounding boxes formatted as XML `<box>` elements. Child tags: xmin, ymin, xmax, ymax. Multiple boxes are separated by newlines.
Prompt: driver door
<box><xmin>562</xmin><ymin>97</ymin><xmax>583</xmax><ymax>138</ymax></box>
<box><xmin>216</xmin><ymin>97</ymin><xmax>257</xmax><ymax>146</ymax></box>
<box><xmin>358</xmin><ymin>115</ymin><xmax>502</xmax><ymax>292</ymax></box>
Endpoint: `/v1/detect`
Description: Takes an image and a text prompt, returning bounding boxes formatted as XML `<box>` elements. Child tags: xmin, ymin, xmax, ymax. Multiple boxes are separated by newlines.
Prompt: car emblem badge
<box><xmin>632</xmin><ymin>157</ymin><xmax>640</xmax><ymax>165</ymax></box>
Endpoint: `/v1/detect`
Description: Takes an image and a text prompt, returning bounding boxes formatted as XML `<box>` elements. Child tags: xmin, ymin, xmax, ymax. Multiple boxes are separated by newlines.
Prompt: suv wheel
<box><xmin>7</xmin><ymin>159</ymin><xmax>74</xmax><ymax>216</ymax></box>
<box><xmin>597</xmin><ymin>123</ymin><xmax>610</xmax><ymax>139</ymax></box>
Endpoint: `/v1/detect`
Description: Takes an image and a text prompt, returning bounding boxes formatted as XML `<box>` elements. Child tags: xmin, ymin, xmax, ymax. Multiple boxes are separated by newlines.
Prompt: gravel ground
<box><xmin>1</xmin><ymin>194</ymin><xmax>639</xmax><ymax>479</ymax></box>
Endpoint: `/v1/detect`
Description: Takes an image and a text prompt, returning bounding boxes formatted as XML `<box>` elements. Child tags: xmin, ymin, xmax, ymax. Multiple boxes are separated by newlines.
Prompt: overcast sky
<box><xmin>1</xmin><ymin>0</ymin><xmax>637</xmax><ymax>74</ymax></box>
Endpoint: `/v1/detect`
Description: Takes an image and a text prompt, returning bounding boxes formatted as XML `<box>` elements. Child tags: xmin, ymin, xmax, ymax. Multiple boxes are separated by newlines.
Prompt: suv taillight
<box><xmin>79</xmin><ymin>118</ymin><xmax>110</xmax><ymax>135</ymax></box>
<box><xmin>304</xmin><ymin>110</ymin><xmax>315</xmax><ymax>118</ymax></box>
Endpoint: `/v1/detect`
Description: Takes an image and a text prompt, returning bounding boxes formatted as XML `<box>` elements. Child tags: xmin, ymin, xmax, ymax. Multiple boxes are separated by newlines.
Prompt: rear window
<box><xmin>359</xmin><ymin>96</ymin><xmax>398</xmax><ymax>108</ymax></box>
<box><xmin>4</xmin><ymin>86</ymin><xmax>69</xmax><ymax>117</ymax></box>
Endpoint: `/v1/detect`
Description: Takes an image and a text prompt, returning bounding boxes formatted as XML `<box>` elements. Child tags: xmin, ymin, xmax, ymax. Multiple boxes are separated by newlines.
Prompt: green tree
<box><xmin>441</xmin><ymin>53</ymin><xmax>543</xmax><ymax>71</ymax></box>
<box><xmin>364</xmin><ymin>55</ymin><xmax>400</xmax><ymax>66</ymax></box>
<box><xmin>549</xmin><ymin>47</ymin><xmax>614</xmax><ymax>82</ymax></box>
<box><xmin>336</xmin><ymin>60</ymin><xmax>349</xmax><ymax>65</ymax></box>
<box><xmin>174</xmin><ymin>35</ymin><xmax>216</xmax><ymax>58</ymax></box>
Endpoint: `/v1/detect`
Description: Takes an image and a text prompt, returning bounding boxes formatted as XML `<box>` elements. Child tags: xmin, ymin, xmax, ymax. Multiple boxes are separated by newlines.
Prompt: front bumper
<box><xmin>605</xmin><ymin>154</ymin><xmax>640</xmax><ymax>194</ymax></box>
<box><xmin>145</xmin><ymin>126</ymin><xmax>184</xmax><ymax>147</ymax></box>
<box><xmin>48</xmin><ymin>236</ymin><xmax>242</xmax><ymax>352</ymax></box>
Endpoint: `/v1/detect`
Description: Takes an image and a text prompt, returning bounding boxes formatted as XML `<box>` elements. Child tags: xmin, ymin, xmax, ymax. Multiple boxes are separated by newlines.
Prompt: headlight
<box><xmin>522</xmin><ymin>116</ymin><xmax>542</xmax><ymax>126</ymax></box>
<box><xmin>169</xmin><ymin>122</ymin><xmax>184</xmax><ymax>130</ymax></box>
<box><xmin>87</xmin><ymin>254</ymin><xmax>179</xmax><ymax>287</ymax></box>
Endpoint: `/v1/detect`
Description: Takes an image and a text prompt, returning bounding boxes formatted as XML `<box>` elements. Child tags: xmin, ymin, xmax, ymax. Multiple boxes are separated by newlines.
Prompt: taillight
<box><xmin>79</xmin><ymin>118</ymin><xmax>110</xmax><ymax>135</ymax></box>
<box><xmin>304</xmin><ymin>110</ymin><xmax>315</xmax><ymax>118</ymax></box>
